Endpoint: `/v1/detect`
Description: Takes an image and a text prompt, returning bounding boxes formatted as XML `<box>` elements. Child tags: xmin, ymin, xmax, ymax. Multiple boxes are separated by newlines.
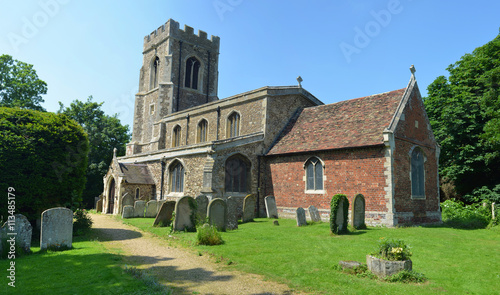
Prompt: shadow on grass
<box><xmin>92</xmin><ymin>227</ymin><xmax>143</xmax><ymax>241</ymax></box>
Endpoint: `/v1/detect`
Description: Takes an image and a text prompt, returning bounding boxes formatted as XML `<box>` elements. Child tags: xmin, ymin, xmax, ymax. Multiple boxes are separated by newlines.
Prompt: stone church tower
<box><xmin>128</xmin><ymin>19</ymin><xmax>220</xmax><ymax>154</ymax></box>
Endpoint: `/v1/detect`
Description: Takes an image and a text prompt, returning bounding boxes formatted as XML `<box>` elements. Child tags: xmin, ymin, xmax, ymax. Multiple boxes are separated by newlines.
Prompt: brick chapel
<box><xmin>102</xmin><ymin>19</ymin><xmax>442</xmax><ymax>226</ymax></box>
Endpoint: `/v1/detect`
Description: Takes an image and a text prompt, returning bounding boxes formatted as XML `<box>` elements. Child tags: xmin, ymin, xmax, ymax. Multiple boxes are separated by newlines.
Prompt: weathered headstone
<box><xmin>265</xmin><ymin>195</ymin><xmax>278</xmax><ymax>219</ymax></box>
<box><xmin>242</xmin><ymin>194</ymin><xmax>256</xmax><ymax>223</ymax></box>
<box><xmin>122</xmin><ymin>205</ymin><xmax>134</xmax><ymax>218</ymax></box>
<box><xmin>336</xmin><ymin>198</ymin><xmax>346</xmax><ymax>232</ymax></box>
<box><xmin>352</xmin><ymin>194</ymin><xmax>366</xmax><ymax>229</ymax></box>
<box><xmin>195</xmin><ymin>194</ymin><xmax>209</xmax><ymax>222</ymax></box>
<box><xmin>173</xmin><ymin>196</ymin><xmax>196</xmax><ymax>232</ymax></box>
<box><xmin>96</xmin><ymin>199</ymin><xmax>103</xmax><ymax>213</ymax></box>
<box><xmin>134</xmin><ymin>200</ymin><xmax>146</xmax><ymax>218</ymax></box>
<box><xmin>145</xmin><ymin>200</ymin><xmax>158</xmax><ymax>218</ymax></box>
<box><xmin>208</xmin><ymin>198</ymin><xmax>227</xmax><ymax>231</ymax></box>
<box><xmin>308</xmin><ymin>205</ymin><xmax>321</xmax><ymax>222</ymax></box>
<box><xmin>226</xmin><ymin>196</ymin><xmax>239</xmax><ymax>230</ymax></box>
<box><xmin>40</xmin><ymin>207</ymin><xmax>73</xmax><ymax>250</ymax></box>
<box><xmin>296</xmin><ymin>207</ymin><xmax>307</xmax><ymax>226</ymax></box>
<box><xmin>121</xmin><ymin>193</ymin><xmax>134</xmax><ymax>211</ymax></box>
<box><xmin>153</xmin><ymin>201</ymin><xmax>176</xmax><ymax>227</ymax></box>
<box><xmin>156</xmin><ymin>200</ymin><xmax>166</xmax><ymax>215</ymax></box>
<box><xmin>1</xmin><ymin>214</ymin><xmax>32</xmax><ymax>253</ymax></box>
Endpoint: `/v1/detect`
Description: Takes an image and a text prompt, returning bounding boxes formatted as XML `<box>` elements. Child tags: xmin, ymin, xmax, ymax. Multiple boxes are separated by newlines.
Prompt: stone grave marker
<box><xmin>1</xmin><ymin>214</ymin><xmax>32</xmax><ymax>253</ymax></box>
<box><xmin>145</xmin><ymin>200</ymin><xmax>158</xmax><ymax>218</ymax></box>
<box><xmin>208</xmin><ymin>198</ymin><xmax>227</xmax><ymax>231</ymax></box>
<box><xmin>308</xmin><ymin>205</ymin><xmax>321</xmax><ymax>222</ymax></box>
<box><xmin>296</xmin><ymin>207</ymin><xmax>307</xmax><ymax>226</ymax></box>
<box><xmin>265</xmin><ymin>195</ymin><xmax>278</xmax><ymax>219</ymax></box>
<box><xmin>352</xmin><ymin>194</ymin><xmax>366</xmax><ymax>229</ymax></box>
<box><xmin>134</xmin><ymin>200</ymin><xmax>146</xmax><ymax>217</ymax></box>
<box><xmin>96</xmin><ymin>198</ymin><xmax>103</xmax><ymax>213</ymax></box>
<box><xmin>226</xmin><ymin>196</ymin><xmax>239</xmax><ymax>230</ymax></box>
<box><xmin>121</xmin><ymin>193</ymin><xmax>134</xmax><ymax>213</ymax></box>
<box><xmin>153</xmin><ymin>201</ymin><xmax>176</xmax><ymax>227</ymax></box>
<box><xmin>336</xmin><ymin>198</ymin><xmax>346</xmax><ymax>232</ymax></box>
<box><xmin>173</xmin><ymin>196</ymin><xmax>196</xmax><ymax>232</ymax></box>
<box><xmin>156</xmin><ymin>200</ymin><xmax>165</xmax><ymax>215</ymax></box>
<box><xmin>242</xmin><ymin>194</ymin><xmax>256</xmax><ymax>223</ymax></box>
<box><xmin>195</xmin><ymin>194</ymin><xmax>209</xmax><ymax>222</ymax></box>
<box><xmin>122</xmin><ymin>205</ymin><xmax>134</xmax><ymax>218</ymax></box>
<box><xmin>40</xmin><ymin>207</ymin><xmax>73</xmax><ymax>250</ymax></box>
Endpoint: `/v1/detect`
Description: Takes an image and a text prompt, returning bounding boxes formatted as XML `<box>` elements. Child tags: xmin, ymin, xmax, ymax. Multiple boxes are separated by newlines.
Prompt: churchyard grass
<box><xmin>122</xmin><ymin>217</ymin><xmax>500</xmax><ymax>295</ymax></box>
<box><xmin>0</xmin><ymin>230</ymin><xmax>169</xmax><ymax>294</ymax></box>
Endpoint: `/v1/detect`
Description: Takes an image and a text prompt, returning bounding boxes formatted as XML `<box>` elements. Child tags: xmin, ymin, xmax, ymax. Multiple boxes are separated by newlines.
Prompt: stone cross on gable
<box><xmin>410</xmin><ymin>65</ymin><xmax>416</xmax><ymax>75</ymax></box>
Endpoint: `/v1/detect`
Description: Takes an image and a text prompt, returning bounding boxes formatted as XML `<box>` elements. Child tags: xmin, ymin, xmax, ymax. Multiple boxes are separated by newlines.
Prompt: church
<box><xmin>102</xmin><ymin>19</ymin><xmax>441</xmax><ymax>226</ymax></box>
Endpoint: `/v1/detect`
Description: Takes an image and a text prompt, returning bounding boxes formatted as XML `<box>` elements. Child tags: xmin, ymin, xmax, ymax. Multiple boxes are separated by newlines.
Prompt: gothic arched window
<box><xmin>227</xmin><ymin>112</ymin><xmax>240</xmax><ymax>138</ymax></box>
<box><xmin>170</xmin><ymin>161</ymin><xmax>184</xmax><ymax>193</ymax></box>
<box><xmin>198</xmin><ymin>119</ymin><xmax>208</xmax><ymax>143</ymax></box>
<box><xmin>305</xmin><ymin>157</ymin><xmax>324</xmax><ymax>191</ymax></box>
<box><xmin>185</xmin><ymin>57</ymin><xmax>201</xmax><ymax>89</ymax></box>
<box><xmin>411</xmin><ymin>148</ymin><xmax>425</xmax><ymax>198</ymax></box>
<box><xmin>151</xmin><ymin>56</ymin><xmax>160</xmax><ymax>90</ymax></box>
<box><xmin>172</xmin><ymin>125</ymin><xmax>181</xmax><ymax>147</ymax></box>
<box><xmin>225</xmin><ymin>154</ymin><xmax>250</xmax><ymax>193</ymax></box>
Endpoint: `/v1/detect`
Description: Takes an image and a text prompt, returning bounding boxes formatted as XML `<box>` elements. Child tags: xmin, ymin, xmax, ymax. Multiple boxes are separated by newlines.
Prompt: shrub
<box><xmin>73</xmin><ymin>209</ymin><xmax>93</xmax><ymax>236</ymax></box>
<box><xmin>384</xmin><ymin>270</ymin><xmax>427</xmax><ymax>283</ymax></box>
<box><xmin>441</xmin><ymin>199</ymin><xmax>490</xmax><ymax>229</ymax></box>
<box><xmin>196</xmin><ymin>224</ymin><xmax>224</xmax><ymax>246</ymax></box>
<box><xmin>462</xmin><ymin>185</ymin><xmax>500</xmax><ymax>204</ymax></box>
<box><xmin>330</xmin><ymin>194</ymin><xmax>349</xmax><ymax>234</ymax></box>
<box><xmin>372</xmin><ymin>238</ymin><xmax>412</xmax><ymax>261</ymax></box>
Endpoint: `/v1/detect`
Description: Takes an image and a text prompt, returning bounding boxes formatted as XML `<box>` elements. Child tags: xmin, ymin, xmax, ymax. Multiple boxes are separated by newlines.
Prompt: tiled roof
<box><xmin>266</xmin><ymin>88</ymin><xmax>405</xmax><ymax>155</ymax></box>
<box><xmin>119</xmin><ymin>163</ymin><xmax>155</xmax><ymax>184</ymax></box>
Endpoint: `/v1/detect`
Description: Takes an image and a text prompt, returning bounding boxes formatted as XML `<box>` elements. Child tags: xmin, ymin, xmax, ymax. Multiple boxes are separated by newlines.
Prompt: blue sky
<box><xmin>0</xmin><ymin>0</ymin><xmax>499</xmax><ymax>129</ymax></box>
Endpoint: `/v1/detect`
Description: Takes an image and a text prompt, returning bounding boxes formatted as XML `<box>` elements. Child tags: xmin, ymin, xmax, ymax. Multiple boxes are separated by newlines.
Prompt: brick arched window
<box><xmin>411</xmin><ymin>147</ymin><xmax>425</xmax><ymax>198</ymax></box>
<box><xmin>185</xmin><ymin>57</ymin><xmax>200</xmax><ymax>89</ymax></box>
<box><xmin>225</xmin><ymin>154</ymin><xmax>250</xmax><ymax>193</ymax></box>
<box><xmin>169</xmin><ymin>161</ymin><xmax>184</xmax><ymax>193</ymax></box>
<box><xmin>172</xmin><ymin>125</ymin><xmax>181</xmax><ymax>147</ymax></box>
<box><xmin>305</xmin><ymin>157</ymin><xmax>324</xmax><ymax>192</ymax></box>
<box><xmin>227</xmin><ymin>112</ymin><xmax>240</xmax><ymax>138</ymax></box>
<box><xmin>197</xmin><ymin>119</ymin><xmax>208</xmax><ymax>143</ymax></box>
<box><xmin>150</xmin><ymin>56</ymin><xmax>159</xmax><ymax>90</ymax></box>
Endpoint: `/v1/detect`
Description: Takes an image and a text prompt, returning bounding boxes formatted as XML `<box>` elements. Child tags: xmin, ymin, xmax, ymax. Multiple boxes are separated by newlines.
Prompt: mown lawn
<box><xmin>122</xmin><ymin>217</ymin><xmax>500</xmax><ymax>295</ymax></box>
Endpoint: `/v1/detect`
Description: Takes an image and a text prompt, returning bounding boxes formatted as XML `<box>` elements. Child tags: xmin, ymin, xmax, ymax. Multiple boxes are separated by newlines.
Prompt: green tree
<box><xmin>58</xmin><ymin>97</ymin><xmax>131</xmax><ymax>208</ymax></box>
<box><xmin>0</xmin><ymin>107</ymin><xmax>88</xmax><ymax>223</ymax></box>
<box><xmin>0</xmin><ymin>54</ymin><xmax>47</xmax><ymax>111</ymax></box>
<box><xmin>424</xmin><ymin>31</ymin><xmax>500</xmax><ymax>199</ymax></box>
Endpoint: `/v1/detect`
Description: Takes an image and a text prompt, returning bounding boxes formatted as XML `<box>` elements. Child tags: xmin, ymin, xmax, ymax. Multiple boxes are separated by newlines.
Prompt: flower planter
<box><xmin>366</xmin><ymin>255</ymin><xmax>412</xmax><ymax>278</ymax></box>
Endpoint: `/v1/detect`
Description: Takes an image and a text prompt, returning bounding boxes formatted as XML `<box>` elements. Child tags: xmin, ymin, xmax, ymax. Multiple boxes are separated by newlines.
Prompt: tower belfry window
<box><xmin>185</xmin><ymin>57</ymin><xmax>201</xmax><ymax>89</ymax></box>
<box><xmin>151</xmin><ymin>56</ymin><xmax>160</xmax><ymax>89</ymax></box>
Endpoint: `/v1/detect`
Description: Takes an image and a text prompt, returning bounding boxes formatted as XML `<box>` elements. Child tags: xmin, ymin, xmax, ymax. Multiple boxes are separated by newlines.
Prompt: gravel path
<box><xmin>91</xmin><ymin>213</ymin><xmax>297</xmax><ymax>295</ymax></box>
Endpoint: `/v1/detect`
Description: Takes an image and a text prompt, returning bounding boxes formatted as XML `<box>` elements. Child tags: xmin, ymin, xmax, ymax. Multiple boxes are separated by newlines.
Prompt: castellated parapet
<box><xmin>143</xmin><ymin>19</ymin><xmax>220</xmax><ymax>54</ymax></box>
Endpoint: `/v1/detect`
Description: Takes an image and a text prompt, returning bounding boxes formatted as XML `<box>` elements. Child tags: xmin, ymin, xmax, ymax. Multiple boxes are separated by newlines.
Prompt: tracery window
<box><xmin>305</xmin><ymin>157</ymin><xmax>323</xmax><ymax>191</ymax></box>
<box><xmin>185</xmin><ymin>57</ymin><xmax>200</xmax><ymax>89</ymax></box>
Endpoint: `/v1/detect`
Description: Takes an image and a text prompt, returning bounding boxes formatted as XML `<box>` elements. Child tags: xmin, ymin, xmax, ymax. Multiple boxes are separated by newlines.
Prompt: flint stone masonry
<box><xmin>40</xmin><ymin>207</ymin><xmax>73</xmax><ymax>250</ymax></box>
<box><xmin>154</xmin><ymin>201</ymin><xmax>176</xmax><ymax>227</ymax></box>
<box><xmin>265</xmin><ymin>195</ymin><xmax>278</xmax><ymax>218</ymax></box>
<box><xmin>96</xmin><ymin>199</ymin><xmax>103</xmax><ymax>213</ymax></box>
<box><xmin>308</xmin><ymin>205</ymin><xmax>321</xmax><ymax>222</ymax></box>
<box><xmin>122</xmin><ymin>205</ymin><xmax>134</xmax><ymax>218</ymax></box>
<box><xmin>195</xmin><ymin>194</ymin><xmax>209</xmax><ymax>222</ymax></box>
<box><xmin>208</xmin><ymin>198</ymin><xmax>227</xmax><ymax>231</ymax></box>
<box><xmin>134</xmin><ymin>200</ymin><xmax>147</xmax><ymax>217</ymax></box>
<box><xmin>366</xmin><ymin>255</ymin><xmax>412</xmax><ymax>278</ymax></box>
<box><xmin>145</xmin><ymin>200</ymin><xmax>158</xmax><ymax>217</ymax></box>
<box><xmin>352</xmin><ymin>194</ymin><xmax>366</xmax><ymax>228</ymax></box>
<box><xmin>296</xmin><ymin>207</ymin><xmax>307</xmax><ymax>226</ymax></box>
<box><xmin>1</xmin><ymin>214</ymin><xmax>32</xmax><ymax>253</ymax></box>
<box><xmin>242</xmin><ymin>194</ymin><xmax>256</xmax><ymax>223</ymax></box>
<box><xmin>226</xmin><ymin>196</ymin><xmax>239</xmax><ymax>230</ymax></box>
<box><xmin>173</xmin><ymin>196</ymin><xmax>196</xmax><ymax>232</ymax></box>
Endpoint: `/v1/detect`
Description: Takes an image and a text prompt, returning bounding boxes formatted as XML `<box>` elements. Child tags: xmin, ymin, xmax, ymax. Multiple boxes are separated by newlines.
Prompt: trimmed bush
<box><xmin>330</xmin><ymin>194</ymin><xmax>349</xmax><ymax>234</ymax></box>
<box><xmin>196</xmin><ymin>224</ymin><xmax>224</xmax><ymax>246</ymax></box>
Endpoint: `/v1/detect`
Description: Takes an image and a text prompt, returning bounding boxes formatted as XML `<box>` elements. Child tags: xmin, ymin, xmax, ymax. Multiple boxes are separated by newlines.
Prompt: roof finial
<box><xmin>410</xmin><ymin>64</ymin><xmax>416</xmax><ymax>76</ymax></box>
<box><xmin>297</xmin><ymin>76</ymin><xmax>303</xmax><ymax>88</ymax></box>
<box><xmin>113</xmin><ymin>147</ymin><xmax>117</xmax><ymax>159</ymax></box>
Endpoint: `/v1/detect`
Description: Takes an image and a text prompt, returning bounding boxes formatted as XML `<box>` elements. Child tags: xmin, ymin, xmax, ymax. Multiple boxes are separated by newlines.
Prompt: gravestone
<box><xmin>121</xmin><ymin>193</ymin><xmax>134</xmax><ymax>213</ymax></box>
<box><xmin>96</xmin><ymin>199</ymin><xmax>103</xmax><ymax>213</ymax></box>
<box><xmin>145</xmin><ymin>200</ymin><xmax>158</xmax><ymax>218</ymax></box>
<box><xmin>173</xmin><ymin>196</ymin><xmax>196</xmax><ymax>232</ymax></box>
<box><xmin>1</xmin><ymin>214</ymin><xmax>32</xmax><ymax>253</ymax></box>
<box><xmin>40</xmin><ymin>207</ymin><xmax>73</xmax><ymax>250</ymax></box>
<box><xmin>336</xmin><ymin>198</ymin><xmax>346</xmax><ymax>232</ymax></box>
<box><xmin>352</xmin><ymin>194</ymin><xmax>366</xmax><ymax>229</ymax></box>
<box><xmin>134</xmin><ymin>200</ymin><xmax>146</xmax><ymax>218</ymax></box>
<box><xmin>195</xmin><ymin>194</ymin><xmax>209</xmax><ymax>222</ymax></box>
<box><xmin>208</xmin><ymin>198</ymin><xmax>227</xmax><ymax>231</ymax></box>
<box><xmin>156</xmin><ymin>200</ymin><xmax>165</xmax><ymax>215</ymax></box>
<box><xmin>265</xmin><ymin>195</ymin><xmax>278</xmax><ymax>219</ymax></box>
<box><xmin>122</xmin><ymin>205</ymin><xmax>134</xmax><ymax>218</ymax></box>
<box><xmin>153</xmin><ymin>201</ymin><xmax>176</xmax><ymax>227</ymax></box>
<box><xmin>226</xmin><ymin>196</ymin><xmax>239</xmax><ymax>230</ymax></box>
<box><xmin>242</xmin><ymin>194</ymin><xmax>256</xmax><ymax>223</ymax></box>
<box><xmin>296</xmin><ymin>207</ymin><xmax>307</xmax><ymax>226</ymax></box>
<box><xmin>308</xmin><ymin>205</ymin><xmax>321</xmax><ymax>222</ymax></box>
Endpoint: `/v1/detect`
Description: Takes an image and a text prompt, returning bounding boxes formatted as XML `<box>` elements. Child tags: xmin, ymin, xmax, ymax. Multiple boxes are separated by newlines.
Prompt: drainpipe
<box><xmin>216</xmin><ymin>106</ymin><xmax>221</xmax><ymax>140</ymax></box>
<box><xmin>160</xmin><ymin>159</ymin><xmax>166</xmax><ymax>200</ymax></box>
<box><xmin>176</xmin><ymin>40</ymin><xmax>183</xmax><ymax>112</ymax></box>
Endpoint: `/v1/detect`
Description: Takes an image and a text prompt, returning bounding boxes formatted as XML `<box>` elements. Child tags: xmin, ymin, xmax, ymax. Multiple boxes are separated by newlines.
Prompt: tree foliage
<box><xmin>424</xmin><ymin>31</ymin><xmax>500</xmax><ymax>198</ymax></box>
<box><xmin>0</xmin><ymin>55</ymin><xmax>47</xmax><ymax>111</ymax></box>
<box><xmin>58</xmin><ymin>97</ymin><xmax>130</xmax><ymax>208</ymax></box>
<box><xmin>0</xmin><ymin>107</ymin><xmax>88</xmax><ymax>223</ymax></box>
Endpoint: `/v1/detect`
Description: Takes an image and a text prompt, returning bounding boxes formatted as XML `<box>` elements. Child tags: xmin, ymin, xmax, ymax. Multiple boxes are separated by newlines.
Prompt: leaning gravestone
<box><xmin>173</xmin><ymin>196</ymin><xmax>197</xmax><ymax>232</ymax></box>
<box><xmin>208</xmin><ymin>198</ymin><xmax>227</xmax><ymax>231</ymax></box>
<box><xmin>226</xmin><ymin>197</ymin><xmax>239</xmax><ymax>230</ymax></box>
<box><xmin>145</xmin><ymin>200</ymin><xmax>158</xmax><ymax>218</ymax></box>
<box><xmin>40</xmin><ymin>207</ymin><xmax>73</xmax><ymax>250</ymax></box>
<box><xmin>134</xmin><ymin>200</ymin><xmax>146</xmax><ymax>217</ymax></box>
<box><xmin>242</xmin><ymin>194</ymin><xmax>256</xmax><ymax>223</ymax></box>
<box><xmin>195</xmin><ymin>194</ymin><xmax>209</xmax><ymax>222</ymax></box>
<box><xmin>153</xmin><ymin>201</ymin><xmax>176</xmax><ymax>227</ymax></box>
<box><xmin>96</xmin><ymin>199</ymin><xmax>103</xmax><ymax>213</ymax></box>
<box><xmin>352</xmin><ymin>194</ymin><xmax>366</xmax><ymax>229</ymax></box>
<box><xmin>308</xmin><ymin>205</ymin><xmax>321</xmax><ymax>222</ymax></box>
<box><xmin>156</xmin><ymin>200</ymin><xmax>166</xmax><ymax>215</ymax></box>
<box><xmin>122</xmin><ymin>205</ymin><xmax>134</xmax><ymax>218</ymax></box>
<box><xmin>1</xmin><ymin>214</ymin><xmax>32</xmax><ymax>253</ymax></box>
<box><xmin>296</xmin><ymin>207</ymin><xmax>307</xmax><ymax>226</ymax></box>
<box><xmin>265</xmin><ymin>195</ymin><xmax>278</xmax><ymax>219</ymax></box>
